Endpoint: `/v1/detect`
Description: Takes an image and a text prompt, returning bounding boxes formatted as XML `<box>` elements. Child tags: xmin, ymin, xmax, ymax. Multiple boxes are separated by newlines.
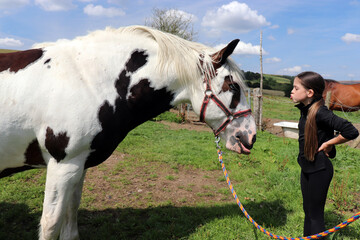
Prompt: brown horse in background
<box><xmin>323</xmin><ymin>80</ymin><xmax>360</xmax><ymax>112</ymax></box>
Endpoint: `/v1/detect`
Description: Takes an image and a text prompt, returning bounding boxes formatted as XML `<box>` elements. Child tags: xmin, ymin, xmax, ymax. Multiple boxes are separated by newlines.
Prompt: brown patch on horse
<box><xmin>45</xmin><ymin>127</ymin><xmax>70</xmax><ymax>162</ymax></box>
<box><xmin>115</xmin><ymin>50</ymin><xmax>148</xmax><ymax>99</ymax></box>
<box><xmin>221</xmin><ymin>75</ymin><xmax>241</xmax><ymax>109</ymax></box>
<box><xmin>0</xmin><ymin>49</ymin><xmax>43</xmax><ymax>73</ymax></box>
<box><xmin>0</xmin><ymin>139</ymin><xmax>46</xmax><ymax>179</ymax></box>
<box><xmin>85</xmin><ymin>50</ymin><xmax>174</xmax><ymax>169</ymax></box>
<box><xmin>25</xmin><ymin>139</ymin><xmax>46</xmax><ymax>166</ymax></box>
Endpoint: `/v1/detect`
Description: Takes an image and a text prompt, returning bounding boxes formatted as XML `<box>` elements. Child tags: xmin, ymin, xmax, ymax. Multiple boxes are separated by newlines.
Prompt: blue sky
<box><xmin>0</xmin><ymin>0</ymin><xmax>359</xmax><ymax>81</ymax></box>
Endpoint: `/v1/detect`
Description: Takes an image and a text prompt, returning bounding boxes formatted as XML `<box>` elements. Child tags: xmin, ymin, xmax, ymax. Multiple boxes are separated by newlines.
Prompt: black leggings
<box><xmin>300</xmin><ymin>159</ymin><xmax>334</xmax><ymax>237</ymax></box>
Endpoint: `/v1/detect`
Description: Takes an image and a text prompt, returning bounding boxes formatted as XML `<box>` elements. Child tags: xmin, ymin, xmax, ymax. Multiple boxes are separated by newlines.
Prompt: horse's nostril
<box><xmin>236</xmin><ymin>133</ymin><xmax>256</xmax><ymax>148</ymax></box>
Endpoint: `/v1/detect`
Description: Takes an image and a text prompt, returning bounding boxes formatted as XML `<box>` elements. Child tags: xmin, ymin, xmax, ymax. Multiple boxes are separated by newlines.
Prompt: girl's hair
<box><xmin>296</xmin><ymin>71</ymin><xmax>325</xmax><ymax>161</ymax></box>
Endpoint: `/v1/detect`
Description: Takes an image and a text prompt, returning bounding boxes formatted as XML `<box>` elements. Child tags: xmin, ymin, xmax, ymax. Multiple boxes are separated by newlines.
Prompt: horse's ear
<box><xmin>212</xmin><ymin>39</ymin><xmax>240</xmax><ymax>65</ymax></box>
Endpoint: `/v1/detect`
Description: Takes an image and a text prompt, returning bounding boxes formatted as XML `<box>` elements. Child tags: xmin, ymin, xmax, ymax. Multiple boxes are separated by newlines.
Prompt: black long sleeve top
<box><xmin>296</xmin><ymin>100</ymin><xmax>359</xmax><ymax>173</ymax></box>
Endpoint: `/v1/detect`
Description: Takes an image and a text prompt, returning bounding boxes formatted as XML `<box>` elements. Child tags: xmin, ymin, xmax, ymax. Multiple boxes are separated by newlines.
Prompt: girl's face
<box><xmin>290</xmin><ymin>77</ymin><xmax>313</xmax><ymax>105</ymax></box>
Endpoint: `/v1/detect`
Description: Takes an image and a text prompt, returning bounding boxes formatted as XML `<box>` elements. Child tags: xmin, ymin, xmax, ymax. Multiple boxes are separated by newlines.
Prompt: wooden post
<box><xmin>350</xmin><ymin>136</ymin><xmax>360</xmax><ymax>148</ymax></box>
<box><xmin>257</xmin><ymin>30</ymin><xmax>263</xmax><ymax>131</ymax></box>
<box><xmin>253</xmin><ymin>88</ymin><xmax>262</xmax><ymax>130</ymax></box>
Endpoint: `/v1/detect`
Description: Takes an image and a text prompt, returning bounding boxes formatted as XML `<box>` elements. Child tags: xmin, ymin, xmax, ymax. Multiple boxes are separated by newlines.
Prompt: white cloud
<box><xmin>0</xmin><ymin>38</ymin><xmax>24</xmax><ymax>47</ymax></box>
<box><xmin>0</xmin><ymin>0</ymin><xmax>29</xmax><ymax>9</ymax></box>
<box><xmin>348</xmin><ymin>73</ymin><xmax>355</xmax><ymax>78</ymax></box>
<box><xmin>214</xmin><ymin>41</ymin><xmax>267</xmax><ymax>55</ymax></box>
<box><xmin>268</xmin><ymin>35</ymin><xmax>276</xmax><ymax>41</ymax></box>
<box><xmin>341</xmin><ymin>33</ymin><xmax>360</xmax><ymax>43</ymax></box>
<box><xmin>265</xmin><ymin>57</ymin><xmax>281</xmax><ymax>63</ymax></box>
<box><xmin>350</xmin><ymin>0</ymin><xmax>360</xmax><ymax>6</ymax></box>
<box><xmin>35</xmin><ymin>0</ymin><xmax>75</xmax><ymax>11</ymax></box>
<box><xmin>321</xmin><ymin>73</ymin><xmax>332</xmax><ymax>78</ymax></box>
<box><xmin>287</xmin><ymin>28</ymin><xmax>295</xmax><ymax>35</ymax></box>
<box><xmin>282</xmin><ymin>66</ymin><xmax>302</xmax><ymax>74</ymax></box>
<box><xmin>269</xmin><ymin>24</ymin><xmax>279</xmax><ymax>29</ymax></box>
<box><xmin>84</xmin><ymin>4</ymin><xmax>125</xmax><ymax>17</ymax></box>
<box><xmin>202</xmin><ymin>1</ymin><xmax>270</xmax><ymax>34</ymax></box>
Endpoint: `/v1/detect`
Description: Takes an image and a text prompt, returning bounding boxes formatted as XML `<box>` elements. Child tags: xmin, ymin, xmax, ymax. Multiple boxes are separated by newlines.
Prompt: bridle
<box><xmin>199</xmin><ymin>74</ymin><xmax>252</xmax><ymax>136</ymax></box>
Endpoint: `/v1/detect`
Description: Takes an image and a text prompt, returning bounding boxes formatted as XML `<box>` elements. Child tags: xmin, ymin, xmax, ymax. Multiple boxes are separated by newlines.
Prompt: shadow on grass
<box><xmin>2</xmin><ymin>200</ymin><xmax>357</xmax><ymax>240</ymax></box>
<box><xmin>78</xmin><ymin>199</ymin><xmax>291</xmax><ymax>240</ymax></box>
<box><xmin>0</xmin><ymin>202</ymin><xmax>41</xmax><ymax>240</ymax></box>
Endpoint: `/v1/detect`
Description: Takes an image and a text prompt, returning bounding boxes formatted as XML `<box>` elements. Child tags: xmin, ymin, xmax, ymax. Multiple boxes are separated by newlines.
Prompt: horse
<box><xmin>0</xmin><ymin>25</ymin><xmax>256</xmax><ymax>240</ymax></box>
<box><xmin>323</xmin><ymin>79</ymin><xmax>360</xmax><ymax>111</ymax></box>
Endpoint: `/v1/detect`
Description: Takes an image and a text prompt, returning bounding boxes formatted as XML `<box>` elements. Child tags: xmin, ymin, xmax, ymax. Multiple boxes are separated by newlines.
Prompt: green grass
<box><xmin>0</xmin><ymin>49</ymin><xmax>18</xmax><ymax>53</ymax></box>
<box><xmin>0</xmin><ymin>95</ymin><xmax>359</xmax><ymax>239</ymax></box>
<box><xmin>262</xmin><ymin>95</ymin><xmax>300</xmax><ymax>121</ymax></box>
<box><xmin>264</xmin><ymin>74</ymin><xmax>292</xmax><ymax>84</ymax></box>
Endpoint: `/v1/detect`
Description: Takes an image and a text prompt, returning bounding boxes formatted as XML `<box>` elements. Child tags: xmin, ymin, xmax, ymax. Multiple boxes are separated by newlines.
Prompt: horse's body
<box><xmin>323</xmin><ymin>79</ymin><xmax>360</xmax><ymax>111</ymax></box>
<box><xmin>0</xmin><ymin>26</ymin><xmax>256</xmax><ymax>239</ymax></box>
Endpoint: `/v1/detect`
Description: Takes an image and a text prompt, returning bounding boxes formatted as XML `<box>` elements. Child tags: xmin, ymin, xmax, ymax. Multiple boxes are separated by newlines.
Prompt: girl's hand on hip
<box><xmin>318</xmin><ymin>142</ymin><xmax>333</xmax><ymax>157</ymax></box>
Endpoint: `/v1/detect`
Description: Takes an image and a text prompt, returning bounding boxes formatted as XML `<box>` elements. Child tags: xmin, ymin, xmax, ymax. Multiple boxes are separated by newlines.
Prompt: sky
<box><xmin>0</xmin><ymin>0</ymin><xmax>359</xmax><ymax>81</ymax></box>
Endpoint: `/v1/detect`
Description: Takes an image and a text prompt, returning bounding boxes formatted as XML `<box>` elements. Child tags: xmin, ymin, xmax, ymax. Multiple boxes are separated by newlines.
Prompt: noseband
<box><xmin>199</xmin><ymin>75</ymin><xmax>252</xmax><ymax>136</ymax></box>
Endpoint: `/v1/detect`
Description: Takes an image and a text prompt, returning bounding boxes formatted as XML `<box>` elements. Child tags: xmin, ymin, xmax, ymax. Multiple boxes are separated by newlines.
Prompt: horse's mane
<box><xmin>33</xmin><ymin>25</ymin><xmax>246</xmax><ymax>90</ymax></box>
<box><xmin>116</xmin><ymin>26</ymin><xmax>216</xmax><ymax>88</ymax></box>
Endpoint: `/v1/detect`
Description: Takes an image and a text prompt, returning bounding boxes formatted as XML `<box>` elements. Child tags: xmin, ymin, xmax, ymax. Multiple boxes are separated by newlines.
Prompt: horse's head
<box><xmin>192</xmin><ymin>39</ymin><xmax>256</xmax><ymax>154</ymax></box>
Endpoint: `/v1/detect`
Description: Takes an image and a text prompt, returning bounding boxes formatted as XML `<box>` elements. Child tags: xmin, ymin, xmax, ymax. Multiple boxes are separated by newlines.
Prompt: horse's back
<box><xmin>325</xmin><ymin>81</ymin><xmax>360</xmax><ymax>111</ymax></box>
<box><xmin>0</xmin><ymin>30</ymin><xmax>164</xmax><ymax>175</ymax></box>
<box><xmin>0</xmin><ymin>47</ymin><xmax>98</xmax><ymax>175</ymax></box>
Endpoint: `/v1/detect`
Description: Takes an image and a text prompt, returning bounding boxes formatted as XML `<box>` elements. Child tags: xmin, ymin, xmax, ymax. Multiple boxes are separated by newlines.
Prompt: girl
<box><xmin>290</xmin><ymin>71</ymin><xmax>359</xmax><ymax>237</ymax></box>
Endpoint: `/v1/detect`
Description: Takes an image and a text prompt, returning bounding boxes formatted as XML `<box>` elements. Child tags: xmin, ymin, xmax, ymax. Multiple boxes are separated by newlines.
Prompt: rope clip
<box><xmin>215</xmin><ymin>136</ymin><xmax>221</xmax><ymax>149</ymax></box>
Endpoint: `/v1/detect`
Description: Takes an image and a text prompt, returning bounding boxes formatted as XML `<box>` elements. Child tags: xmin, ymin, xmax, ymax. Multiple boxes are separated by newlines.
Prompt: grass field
<box><xmin>0</xmin><ymin>49</ymin><xmax>17</xmax><ymax>53</ymax></box>
<box><xmin>0</xmin><ymin>95</ymin><xmax>359</xmax><ymax>239</ymax></box>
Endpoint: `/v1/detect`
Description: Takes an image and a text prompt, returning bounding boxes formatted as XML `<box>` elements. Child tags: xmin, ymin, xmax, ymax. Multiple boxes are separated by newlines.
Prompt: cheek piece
<box><xmin>199</xmin><ymin>75</ymin><xmax>251</xmax><ymax>136</ymax></box>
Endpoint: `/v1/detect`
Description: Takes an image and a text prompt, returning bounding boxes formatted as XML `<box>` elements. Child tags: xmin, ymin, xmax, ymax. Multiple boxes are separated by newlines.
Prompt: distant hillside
<box><xmin>244</xmin><ymin>71</ymin><xmax>294</xmax><ymax>97</ymax></box>
<box><xmin>0</xmin><ymin>49</ymin><xmax>18</xmax><ymax>53</ymax></box>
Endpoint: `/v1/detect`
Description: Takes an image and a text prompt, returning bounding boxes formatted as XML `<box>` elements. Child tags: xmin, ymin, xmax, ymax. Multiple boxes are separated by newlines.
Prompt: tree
<box><xmin>145</xmin><ymin>8</ymin><xmax>197</xmax><ymax>121</ymax></box>
<box><xmin>145</xmin><ymin>8</ymin><xmax>197</xmax><ymax>41</ymax></box>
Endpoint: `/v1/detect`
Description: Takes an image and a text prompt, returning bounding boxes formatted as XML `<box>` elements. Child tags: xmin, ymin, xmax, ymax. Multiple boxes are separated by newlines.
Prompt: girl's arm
<box><xmin>318</xmin><ymin>134</ymin><xmax>349</xmax><ymax>156</ymax></box>
<box><xmin>316</xmin><ymin>106</ymin><xmax>359</xmax><ymax>157</ymax></box>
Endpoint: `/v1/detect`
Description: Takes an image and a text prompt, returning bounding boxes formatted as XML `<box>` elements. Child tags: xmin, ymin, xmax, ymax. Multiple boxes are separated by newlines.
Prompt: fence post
<box><xmin>253</xmin><ymin>88</ymin><xmax>262</xmax><ymax>130</ymax></box>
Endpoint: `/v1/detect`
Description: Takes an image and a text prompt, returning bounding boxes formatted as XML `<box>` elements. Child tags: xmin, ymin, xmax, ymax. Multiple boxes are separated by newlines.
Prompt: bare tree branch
<box><xmin>145</xmin><ymin>8</ymin><xmax>197</xmax><ymax>41</ymax></box>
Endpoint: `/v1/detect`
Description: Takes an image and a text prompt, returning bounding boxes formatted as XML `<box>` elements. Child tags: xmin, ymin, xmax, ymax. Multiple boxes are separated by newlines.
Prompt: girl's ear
<box><xmin>307</xmin><ymin>89</ymin><xmax>314</xmax><ymax>98</ymax></box>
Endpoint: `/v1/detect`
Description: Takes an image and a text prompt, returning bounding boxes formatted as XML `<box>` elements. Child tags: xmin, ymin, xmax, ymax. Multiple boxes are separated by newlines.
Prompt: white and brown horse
<box><xmin>0</xmin><ymin>26</ymin><xmax>256</xmax><ymax>239</ymax></box>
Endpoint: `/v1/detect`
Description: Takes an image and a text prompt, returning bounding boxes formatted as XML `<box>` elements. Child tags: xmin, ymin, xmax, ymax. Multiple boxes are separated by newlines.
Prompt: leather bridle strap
<box><xmin>200</xmin><ymin>76</ymin><xmax>252</xmax><ymax>136</ymax></box>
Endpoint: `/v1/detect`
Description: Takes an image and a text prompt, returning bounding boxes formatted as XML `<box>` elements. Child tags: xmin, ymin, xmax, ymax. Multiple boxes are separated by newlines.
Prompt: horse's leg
<box><xmin>59</xmin><ymin>170</ymin><xmax>87</xmax><ymax>240</ymax></box>
<box><xmin>39</xmin><ymin>156</ymin><xmax>86</xmax><ymax>240</ymax></box>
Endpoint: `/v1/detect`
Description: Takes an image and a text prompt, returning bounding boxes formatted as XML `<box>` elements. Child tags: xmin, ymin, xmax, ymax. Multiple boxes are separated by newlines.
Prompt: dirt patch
<box><xmin>83</xmin><ymin>151</ymin><xmax>233</xmax><ymax>210</ymax></box>
<box><xmin>160</xmin><ymin>120</ymin><xmax>212</xmax><ymax>132</ymax></box>
<box><xmin>263</xmin><ymin>118</ymin><xmax>290</xmax><ymax>137</ymax></box>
